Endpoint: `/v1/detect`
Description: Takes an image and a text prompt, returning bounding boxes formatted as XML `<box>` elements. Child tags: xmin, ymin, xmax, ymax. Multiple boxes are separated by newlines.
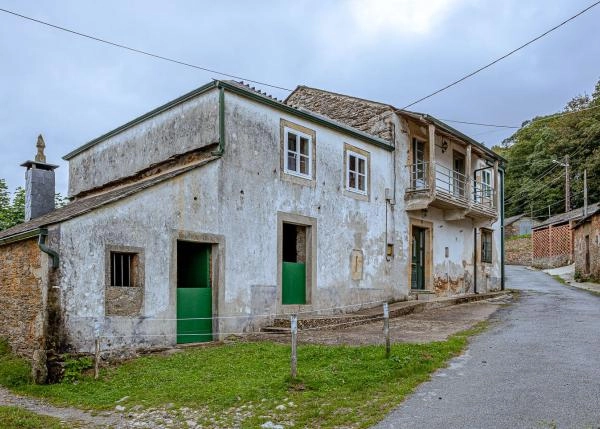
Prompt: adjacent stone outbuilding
<box><xmin>572</xmin><ymin>208</ymin><xmax>600</xmax><ymax>282</ymax></box>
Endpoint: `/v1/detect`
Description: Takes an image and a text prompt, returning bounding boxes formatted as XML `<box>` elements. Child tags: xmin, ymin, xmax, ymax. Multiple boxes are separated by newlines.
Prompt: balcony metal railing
<box><xmin>407</xmin><ymin>162</ymin><xmax>496</xmax><ymax>210</ymax></box>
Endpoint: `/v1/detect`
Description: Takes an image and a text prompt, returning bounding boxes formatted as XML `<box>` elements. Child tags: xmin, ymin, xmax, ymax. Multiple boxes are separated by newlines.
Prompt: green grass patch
<box><xmin>0</xmin><ymin>406</ymin><xmax>69</xmax><ymax>429</ymax></box>
<box><xmin>2</xmin><ymin>324</ymin><xmax>487</xmax><ymax>428</ymax></box>
<box><xmin>551</xmin><ymin>275</ymin><xmax>567</xmax><ymax>285</ymax></box>
<box><xmin>507</xmin><ymin>233</ymin><xmax>531</xmax><ymax>241</ymax></box>
<box><xmin>0</xmin><ymin>339</ymin><xmax>32</xmax><ymax>387</ymax></box>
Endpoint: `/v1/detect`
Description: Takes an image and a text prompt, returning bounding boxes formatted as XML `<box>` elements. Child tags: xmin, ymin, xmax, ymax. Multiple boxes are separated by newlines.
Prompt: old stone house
<box><xmin>0</xmin><ymin>80</ymin><xmax>505</xmax><ymax>382</ymax></box>
<box><xmin>572</xmin><ymin>207</ymin><xmax>600</xmax><ymax>282</ymax></box>
<box><xmin>532</xmin><ymin>203</ymin><xmax>600</xmax><ymax>268</ymax></box>
<box><xmin>505</xmin><ymin>214</ymin><xmax>538</xmax><ymax>238</ymax></box>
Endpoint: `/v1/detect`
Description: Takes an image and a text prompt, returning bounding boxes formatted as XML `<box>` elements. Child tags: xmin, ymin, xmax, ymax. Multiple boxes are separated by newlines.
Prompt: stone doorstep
<box><xmin>262</xmin><ymin>291</ymin><xmax>510</xmax><ymax>333</ymax></box>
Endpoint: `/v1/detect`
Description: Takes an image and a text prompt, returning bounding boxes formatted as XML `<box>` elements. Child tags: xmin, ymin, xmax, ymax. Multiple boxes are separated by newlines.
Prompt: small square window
<box><xmin>481</xmin><ymin>229</ymin><xmax>493</xmax><ymax>263</ymax></box>
<box><xmin>110</xmin><ymin>252</ymin><xmax>138</xmax><ymax>287</ymax></box>
<box><xmin>346</xmin><ymin>150</ymin><xmax>368</xmax><ymax>195</ymax></box>
<box><xmin>284</xmin><ymin>127</ymin><xmax>312</xmax><ymax>178</ymax></box>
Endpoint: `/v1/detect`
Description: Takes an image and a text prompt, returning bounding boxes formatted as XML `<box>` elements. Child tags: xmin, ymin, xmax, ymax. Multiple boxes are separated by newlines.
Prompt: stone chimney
<box><xmin>20</xmin><ymin>135</ymin><xmax>59</xmax><ymax>221</ymax></box>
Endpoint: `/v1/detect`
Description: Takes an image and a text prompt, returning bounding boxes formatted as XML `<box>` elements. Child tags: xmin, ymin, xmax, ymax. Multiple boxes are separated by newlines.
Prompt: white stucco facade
<box><xmin>33</xmin><ymin>81</ymin><xmax>504</xmax><ymax>352</ymax></box>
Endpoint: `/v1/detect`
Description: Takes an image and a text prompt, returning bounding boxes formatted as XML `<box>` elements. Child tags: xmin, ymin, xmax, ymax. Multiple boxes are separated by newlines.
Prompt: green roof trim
<box><xmin>63</xmin><ymin>80</ymin><xmax>394</xmax><ymax>161</ymax></box>
<box><xmin>0</xmin><ymin>228</ymin><xmax>42</xmax><ymax>246</ymax></box>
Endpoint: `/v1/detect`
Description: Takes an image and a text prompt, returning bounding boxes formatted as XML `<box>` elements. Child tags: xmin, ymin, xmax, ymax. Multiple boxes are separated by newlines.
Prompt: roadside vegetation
<box><xmin>0</xmin><ymin>406</ymin><xmax>69</xmax><ymax>429</ymax></box>
<box><xmin>495</xmin><ymin>78</ymin><xmax>600</xmax><ymax>219</ymax></box>
<box><xmin>0</xmin><ymin>324</ymin><xmax>487</xmax><ymax>428</ymax></box>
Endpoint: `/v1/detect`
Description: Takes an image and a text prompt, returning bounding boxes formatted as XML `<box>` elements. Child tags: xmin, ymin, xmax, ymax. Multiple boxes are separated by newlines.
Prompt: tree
<box><xmin>0</xmin><ymin>181</ymin><xmax>67</xmax><ymax>231</ymax></box>
<box><xmin>500</xmin><ymin>78</ymin><xmax>600</xmax><ymax>220</ymax></box>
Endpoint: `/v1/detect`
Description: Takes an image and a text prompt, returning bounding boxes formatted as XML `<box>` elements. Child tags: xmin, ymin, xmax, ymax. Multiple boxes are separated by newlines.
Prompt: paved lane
<box><xmin>373</xmin><ymin>265</ymin><xmax>600</xmax><ymax>429</ymax></box>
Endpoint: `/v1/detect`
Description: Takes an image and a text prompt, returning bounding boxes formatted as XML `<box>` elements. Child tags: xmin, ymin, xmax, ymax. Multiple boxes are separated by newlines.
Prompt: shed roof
<box><xmin>0</xmin><ymin>156</ymin><xmax>220</xmax><ymax>245</ymax></box>
<box><xmin>505</xmin><ymin>214</ymin><xmax>525</xmax><ymax>226</ymax></box>
<box><xmin>573</xmin><ymin>206</ymin><xmax>600</xmax><ymax>228</ymax></box>
<box><xmin>533</xmin><ymin>203</ymin><xmax>600</xmax><ymax>230</ymax></box>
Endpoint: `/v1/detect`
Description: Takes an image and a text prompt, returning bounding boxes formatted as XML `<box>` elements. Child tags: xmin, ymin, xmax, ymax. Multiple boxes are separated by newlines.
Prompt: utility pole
<box><xmin>584</xmin><ymin>169</ymin><xmax>588</xmax><ymax>216</ymax></box>
<box><xmin>552</xmin><ymin>155</ymin><xmax>570</xmax><ymax>212</ymax></box>
<box><xmin>565</xmin><ymin>155</ymin><xmax>570</xmax><ymax>212</ymax></box>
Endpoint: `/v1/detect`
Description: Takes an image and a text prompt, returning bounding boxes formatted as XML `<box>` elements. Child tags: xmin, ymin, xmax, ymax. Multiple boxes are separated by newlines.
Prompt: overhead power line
<box><xmin>0</xmin><ymin>7</ymin><xmax>294</xmax><ymax>92</ymax></box>
<box><xmin>438</xmin><ymin>119</ymin><xmax>519</xmax><ymax>129</ymax></box>
<box><xmin>400</xmin><ymin>0</ymin><xmax>600</xmax><ymax>109</ymax></box>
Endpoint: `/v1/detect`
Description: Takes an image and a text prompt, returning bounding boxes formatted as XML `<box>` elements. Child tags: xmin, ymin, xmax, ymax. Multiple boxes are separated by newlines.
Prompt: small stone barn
<box><xmin>532</xmin><ymin>203</ymin><xmax>599</xmax><ymax>268</ymax></box>
<box><xmin>504</xmin><ymin>214</ymin><xmax>538</xmax><ymax>238</ymax></box>
<box><xmin>572</xmin><ymin>207</ymin><xmax>600</xmax><ymax>282</ymax></box>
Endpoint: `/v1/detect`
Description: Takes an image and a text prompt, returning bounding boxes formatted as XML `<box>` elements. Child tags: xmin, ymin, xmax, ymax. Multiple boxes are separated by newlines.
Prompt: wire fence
<box><xmin>80</xmin><ymin>300</ymin><xmax>395</xmax><ymax>379</ymax></box>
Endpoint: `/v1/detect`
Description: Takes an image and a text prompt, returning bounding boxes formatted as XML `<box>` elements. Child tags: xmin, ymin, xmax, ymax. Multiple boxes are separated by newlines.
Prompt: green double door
<box><xmin>411</xmin><ymin>227</ymin><xmax>426</xmax><ymax>290</ymax></box>
<box><xmin>177</xmin><ymin>241</ymin><xmax>213</xmax><ymax>343</ymax></box>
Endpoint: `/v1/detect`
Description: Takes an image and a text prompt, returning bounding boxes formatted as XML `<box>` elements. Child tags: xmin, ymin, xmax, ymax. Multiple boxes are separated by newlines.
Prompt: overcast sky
<box><xmin>1</xmin><ymin>0</ymin><xmax>599</xmax><ymax>196</ymax></box>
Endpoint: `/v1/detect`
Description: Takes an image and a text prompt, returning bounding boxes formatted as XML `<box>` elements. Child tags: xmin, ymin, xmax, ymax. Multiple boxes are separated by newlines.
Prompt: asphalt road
<box><xmin>373</xmin><ymin>265</ymin><xmax>600</xmax><ymax>429</ymax></box>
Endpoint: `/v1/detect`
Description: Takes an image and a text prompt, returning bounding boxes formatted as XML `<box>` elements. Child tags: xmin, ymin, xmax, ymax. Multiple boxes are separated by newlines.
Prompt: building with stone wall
<box><xmin>572</xmin><ymin>208</ymin><xmax>600</xmax><ymax>282</ymax></box>
<box><xmin>531</xmin><ymin>203</ymin><xmax>599</xmax><ymax>268</ymax></box>
<box><xmin>0</xmin><ymin>80</ymin><xmax>505</xmax><ymax>381</ymax></box>
<box><xmin>505</xmin><ymin>214</ymin><xmax>538</xmax><ymax>238</ymax></box>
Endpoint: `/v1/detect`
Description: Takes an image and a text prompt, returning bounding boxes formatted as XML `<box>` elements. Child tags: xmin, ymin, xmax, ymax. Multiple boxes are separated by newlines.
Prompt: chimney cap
<box><xmin>20</xmin><ymin>160</ymin><xmax>59</xmax><ymax>170</ymax></box>
<box><xmin>21</xmin><ymin>134</ymin><xmax>59</xmax><ymax>170</ymax></box>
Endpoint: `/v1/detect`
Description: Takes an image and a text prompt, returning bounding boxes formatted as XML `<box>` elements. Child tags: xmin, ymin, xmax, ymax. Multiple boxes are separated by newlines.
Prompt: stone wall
<box><xmin>573</xmin><ymin>214</ymin><xmax>600</xmax><ymax>282</ymax></box>
<box><xmin>506</xmin><ymin>236</ymin><xmax>532</xmax><ymax>266</ymax></box>
<box><xmin>0</xmin><ymin>238</ymin><xmax>46</xmax><ymax>368</ymax></box>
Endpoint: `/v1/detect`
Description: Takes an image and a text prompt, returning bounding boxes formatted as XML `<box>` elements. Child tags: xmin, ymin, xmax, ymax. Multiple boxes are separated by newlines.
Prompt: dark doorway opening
<box><xmin>282</xmin><ymin>223</ymin><xmax>307</xmax><ymax>304</ymax></box>
<box><xmin>176</xmin><ymin>241</ymin><xmax>213</xmax><ymax>343</ymax></box>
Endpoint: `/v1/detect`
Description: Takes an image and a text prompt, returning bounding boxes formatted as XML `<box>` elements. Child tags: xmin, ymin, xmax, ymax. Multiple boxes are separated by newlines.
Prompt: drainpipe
<box><xmin>212</xmin><ymin>84</ymin><xmax>226</xmax><ymax>156</ymax></box>
<box><xmin>473</xmin><ymin>228</ymin><xmax>478</xmax><ymax>294</ymax></box>
<box><xmin>38</xmin><ymin>228</ymin><xmax>59</xmax><ymax>269</ymax></box>
<box><xmin>500</xmin><ymin>167</ymin><xmax>505</xmax><ymax>290</ymax></box>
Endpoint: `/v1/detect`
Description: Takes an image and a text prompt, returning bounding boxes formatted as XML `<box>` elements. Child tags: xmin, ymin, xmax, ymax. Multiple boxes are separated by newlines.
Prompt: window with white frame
<box><xmin>482</xmin><ymin>170</ymin><xmax>492</xmax><ymax>198</ymax></box>
<box><xmin>346</xmin><ymin>150</ymin><xmax>368</xmax><ymax>194</ymax></box>
<box><xmin>284</xmin><ymin>127</ymin><xmax>312</xmax><ymax>178</ymax></box>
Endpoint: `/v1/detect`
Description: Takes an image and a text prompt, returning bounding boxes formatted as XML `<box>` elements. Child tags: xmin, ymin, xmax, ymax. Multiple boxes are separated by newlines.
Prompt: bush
<box><xmin>0</xmin><ymin>338</ymin><xmax>31</xmax><ymax>387</ymax></box>
<box><xmin>62</xmin><ymin>355</ymin><xmax>93</xmax><ymax>383</ymax></box>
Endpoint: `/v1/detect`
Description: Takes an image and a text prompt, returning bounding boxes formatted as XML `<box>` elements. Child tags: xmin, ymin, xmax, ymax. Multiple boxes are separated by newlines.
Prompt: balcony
<box><xmin>406</xmin><ymin>162</ymin><xmax>497</xmax><ymax>220</ymax></box>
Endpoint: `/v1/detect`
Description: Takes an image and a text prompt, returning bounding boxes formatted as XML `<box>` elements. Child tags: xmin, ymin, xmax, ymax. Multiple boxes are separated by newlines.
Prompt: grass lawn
<box><xmin>0</xmin><ymin>406</ymin><xmax>69</xmax><ymax>429</ymax></box>
<box><xmin>1</xmin><ymin>325</ymin><xmax>486</xmax><ymax>428</ymax></box>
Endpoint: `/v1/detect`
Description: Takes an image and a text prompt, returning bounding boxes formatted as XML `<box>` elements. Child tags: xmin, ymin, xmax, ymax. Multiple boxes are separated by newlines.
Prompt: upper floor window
<box><xmin>347</xmin><ymin>151</ymin><xmax>368</xmax><ymax>194</ymax></box>
<box><xmin>284</xmin><ymin>127</ymin><xmax>312</xmax><ymax>179</ymax></box>
<box><xmin>482</xmin><ymin>170</ymin><xmax>492</xmax><ymax>198</ymax></box>
<box><xmin>344</xmin><ymin>143</ymin><xmax>370</xmax><ymax>200</ymax></box>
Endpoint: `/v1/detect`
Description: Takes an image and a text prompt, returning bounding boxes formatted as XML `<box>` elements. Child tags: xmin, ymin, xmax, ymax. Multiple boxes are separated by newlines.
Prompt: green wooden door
<box><xmin>177</xmin><ymin>242</ymin><xmax>212</xmax><ymax>343</ymax></box>
<box><xmin>282</xmin><ymin>262</ymin><xmax>306</xmax><ymax>304</ymax></box>
<box><xmin>411</xmin><ymin>227</ymin><xmax>425</xmax><ymax>290</ymax></box>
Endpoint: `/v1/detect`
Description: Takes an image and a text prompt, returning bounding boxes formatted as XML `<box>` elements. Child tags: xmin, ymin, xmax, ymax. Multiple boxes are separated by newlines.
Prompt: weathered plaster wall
<box><xmin>0</xmin><ymin>238</ymin><xmax>48</xmax><ymax>380</ymax></box>
<box><xmin>59</xmin><ymin>160</ymin><xmax>222</xmax><ymax>352</ymax></box>
<box><xmin>58</xmin><ymin>89</ymin><xmax>411</xmax><ymax>351</ymax></box>
<box><xmin>218</xmin><ymin>92</ymin><xmax>407</xmax><ymax>332</ymax></box>
<box><xmin>574</xmin><ymin>214</ymin><xmax>600</xmax><ymax>281</ymax></box>
<box><xmin>67</xmin><ymin>90</ymin><xmax>219</xmax><ymax>197</ymax></box>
